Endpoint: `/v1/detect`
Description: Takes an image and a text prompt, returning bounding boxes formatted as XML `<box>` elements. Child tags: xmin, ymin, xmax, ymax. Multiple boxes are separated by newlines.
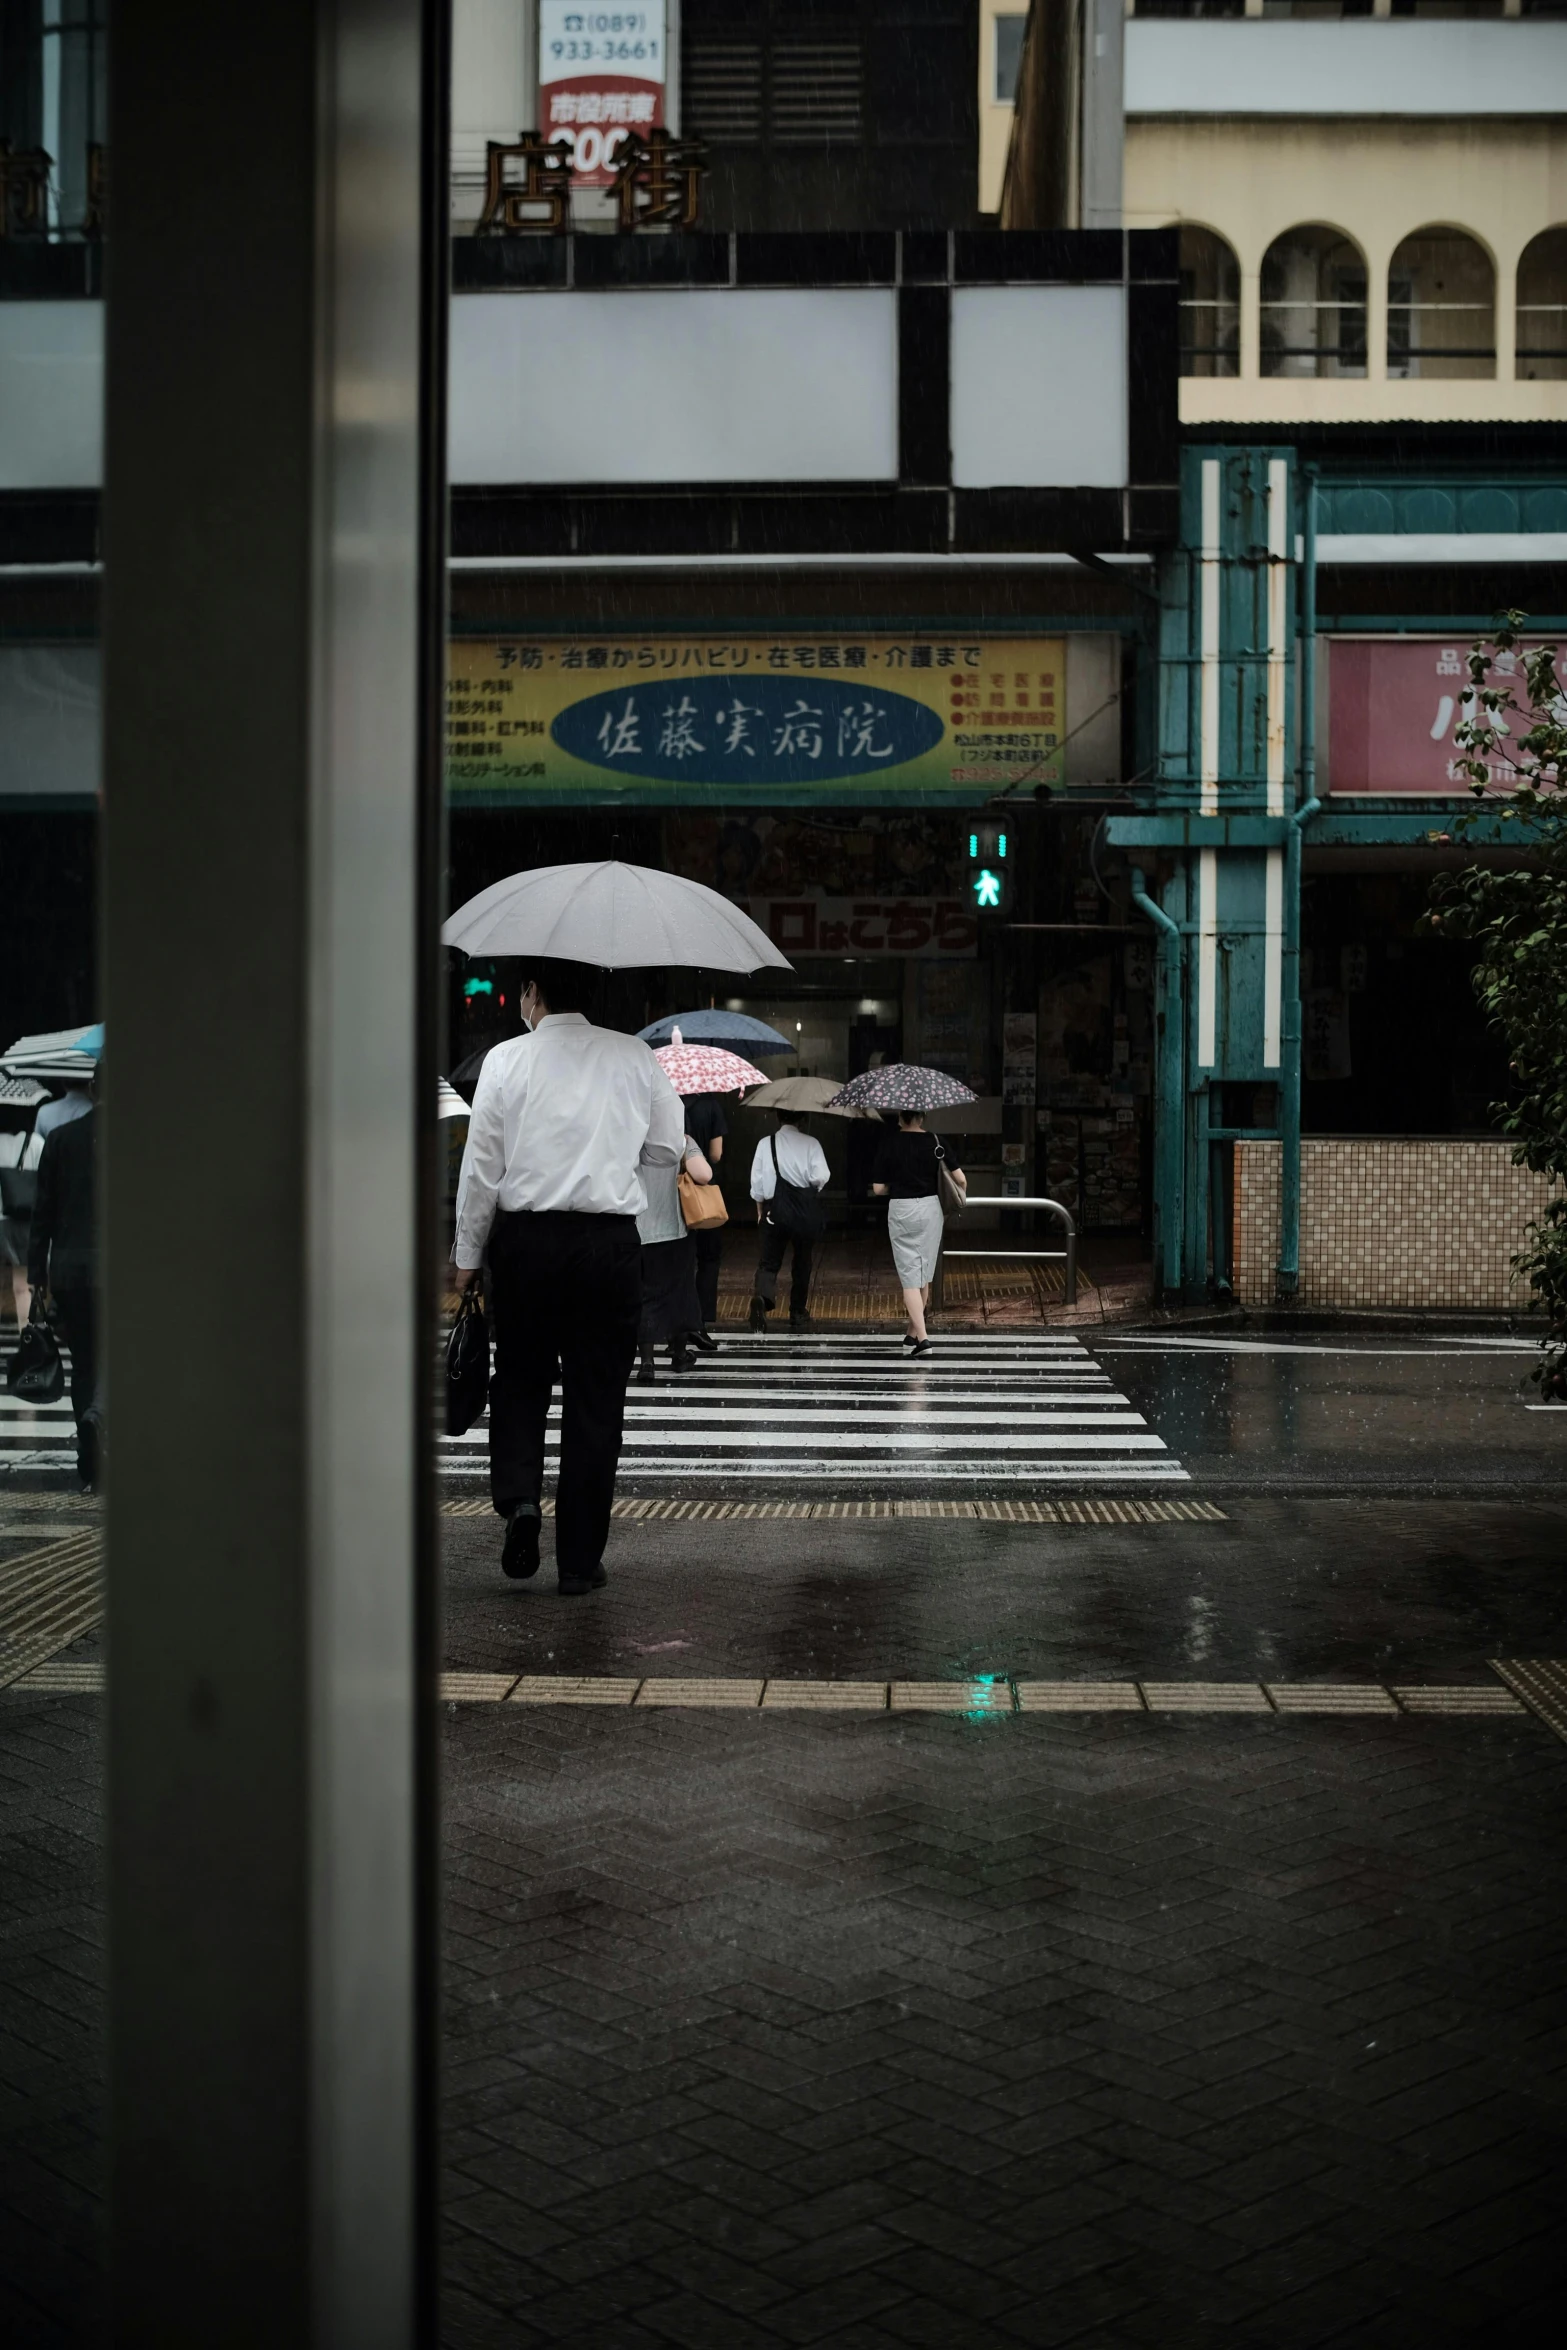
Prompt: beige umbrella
<box><xmin>742</xmin><ymin>1075</ymin><xmax>878</xmax><ymax>1119</ymax></box>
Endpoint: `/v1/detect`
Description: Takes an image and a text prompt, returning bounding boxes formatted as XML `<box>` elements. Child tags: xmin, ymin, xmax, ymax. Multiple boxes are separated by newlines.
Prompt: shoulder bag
<box><xmin>7</xmin><ymin>1298</ymin><xmax>65</xmax><ymax>1402</ymax></box>
<box><xmin>767</xmin><ymin>1133</ymin><xmax>826</xmax><ymax>1240</ymax></box>
<box><xmin>933</xmin><ymin>1136</ymin><xmax>965</xmax><ymax>1220</ymax></box>
<box><xmin>679</xmin><ymin>1164</ymin><xmax>729</xmax><ymax>1230</ymax></box>
<box><xmin>444</xmin><ymin>1283</ymin><xmax>491</xmax><ymax>1437</ymax></box>
<box><xmin>0</xmin><ymin>1166</ymin><xmax>37</xmax><ymax>1219</ymax></box>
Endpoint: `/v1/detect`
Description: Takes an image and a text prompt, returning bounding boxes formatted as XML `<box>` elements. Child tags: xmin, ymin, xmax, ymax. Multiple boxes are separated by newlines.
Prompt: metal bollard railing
<box><xmin>932</xmin><ymin>1196</ymin><xmax>1078</xmax><ymax>1311</ymax></box>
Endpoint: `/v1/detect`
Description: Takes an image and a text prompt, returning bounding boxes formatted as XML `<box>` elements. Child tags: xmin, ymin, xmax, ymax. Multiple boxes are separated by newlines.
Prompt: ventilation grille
<box><xmin>683</xmin><ymin>40</ymin><xmax>764</xmax><ymax>143</ymax></box>
<box><xmin>771</xmin><ymin>39</ymin><xmax>863</xmax><ymax>142</ymax></box>
<box><xmin>682</xmin><ymin>33</ymin><xmax>863</xmax><ymax>146</ymax></box>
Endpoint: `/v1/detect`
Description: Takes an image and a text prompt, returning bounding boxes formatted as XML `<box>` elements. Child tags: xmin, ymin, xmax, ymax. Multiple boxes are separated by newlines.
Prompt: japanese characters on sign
<box><xmin>446</xmin><ymin>635</ymin><xmax>1067</xmax><ymax>806</ymax></box>
<box><xmin>539</xmin><ymin>3</ymin><xmax>666</xmax><ymax>190</ymax></box>
<box><xmin>1328</xmin><ymin>636</ymin><xmax>1560</xmax><ymax>795</ymax></box>
<box><xmin>752</xmin><ymin>899</ymin><xmax>977</xmax><ymax>961</ymax></box>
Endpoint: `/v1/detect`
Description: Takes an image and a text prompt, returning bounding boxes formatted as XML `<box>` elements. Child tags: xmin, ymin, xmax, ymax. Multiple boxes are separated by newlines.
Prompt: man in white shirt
<box><xmin>748</xmin><ymin>1112</ymin><xmax>830</xmax><ymax>1331</ymax></box>
<box><xmin>453</xmin><ymin>959</ymin><xmax>684</xmax><ymax>1593</ymax></box>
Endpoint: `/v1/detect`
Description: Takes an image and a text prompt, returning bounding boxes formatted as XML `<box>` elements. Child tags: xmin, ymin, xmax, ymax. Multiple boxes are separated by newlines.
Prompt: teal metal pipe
<box><xmin>1131</xmin><ymin>865</ymin><xmax>1185</xmax><ymax>1296</ymax></box>
<box><xmin>1277</xmin><ymin>464</ymin><xmax>1321</xmax><ymax>1299</ymax></box>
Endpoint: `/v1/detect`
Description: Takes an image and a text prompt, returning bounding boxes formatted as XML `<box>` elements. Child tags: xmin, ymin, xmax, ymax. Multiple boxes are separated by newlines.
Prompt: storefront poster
<box><xmin>538</xmin><ymin>3</ymin><xmax>666</xmax><ymax>189</ymax></box>
<box><xmin>1328</xmin><ymin>637</ymin><xmax>1558</xmax><ymax>795</ymax></box>
<box><xmin>447</xmin><ymin>634</ymin><xmax>1066</xmax><ymax>806</ymax></box>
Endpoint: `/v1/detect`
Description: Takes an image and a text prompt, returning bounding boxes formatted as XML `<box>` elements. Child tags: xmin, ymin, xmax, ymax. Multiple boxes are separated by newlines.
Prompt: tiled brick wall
<box><xmin>1232</xmin><ymin>1139</ymin><xmax>1557</xmax><ymax>1310</ymax></box>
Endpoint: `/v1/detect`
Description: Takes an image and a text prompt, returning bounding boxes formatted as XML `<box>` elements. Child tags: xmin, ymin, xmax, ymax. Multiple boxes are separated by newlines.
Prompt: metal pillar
<box><xmin>104</xmin><ymin>5</ymin><xmax>444</xmax><ymax>2342</ymax></box>
<box><xmin>1131</xmin><ymin>867</ymin><xmax>1184</xmax><ymax>1296</ymax></box>
<box><xmin>1277</xmin><ymin>463</ymin><xmax>1320</xmax><ymax>1300</ymax></box>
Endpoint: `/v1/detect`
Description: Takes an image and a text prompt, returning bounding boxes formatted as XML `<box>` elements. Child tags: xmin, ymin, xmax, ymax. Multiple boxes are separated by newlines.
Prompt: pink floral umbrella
<box><xmin>653</xmin><ymin>1040</ymin><xmax>766</xmax><ymax>1096</ymax></box>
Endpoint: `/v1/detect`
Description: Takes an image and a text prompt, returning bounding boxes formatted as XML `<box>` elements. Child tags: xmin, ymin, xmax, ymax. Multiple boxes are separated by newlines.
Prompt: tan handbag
<box><xmin>679</xmin><ymin>1168</ymin><xmax>729</xmax><ymax>1230</ymax></box>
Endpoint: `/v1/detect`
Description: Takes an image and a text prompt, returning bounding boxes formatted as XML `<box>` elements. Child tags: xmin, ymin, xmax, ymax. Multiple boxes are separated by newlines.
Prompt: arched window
<box><xmin>1517</xmin><ymin>227</ymin><xmax>1567</xmax><ymax>381</ymax></box>
<box><xmin>1178</xmin><ymin>227</ymin><xmax>1240</xmax><ymax>377</ymax></box>
<box><xmin>1260</xmin><ymin>226</ymin><xmax>1367</xmax><ymax>378</ymax></box>
<box><xmin>1387</xmin><ymin>228</ymin><xmax>1495</xmax><ymax>379</ymax></box>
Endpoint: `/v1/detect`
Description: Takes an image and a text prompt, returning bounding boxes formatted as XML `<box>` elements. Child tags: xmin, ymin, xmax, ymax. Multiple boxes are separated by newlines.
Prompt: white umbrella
<box><xmin>437</xmin><ymin>1078</ymin><xmax>470</xmax><ymax>1121</ymax></box>
<box><xmin>0</xmin><ymin>1024</ymin><xmax>100</xmax><ymax>1084</ymax></box>
<box><xmin>442</xmin><ymin>860</ymin><xmax>791</xmax><ymax>974</ymax></box>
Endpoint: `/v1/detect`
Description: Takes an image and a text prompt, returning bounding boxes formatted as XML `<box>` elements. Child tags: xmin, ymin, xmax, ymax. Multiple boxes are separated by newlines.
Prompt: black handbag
<box><xmin>767</xmin><ymin>1134</ymin><xmax>827</xmax><ymax>1241</ymax></box>
<box><xmin>7</xmin><ymin>1301</ymin><xmax>65</xmax><ymax>1402</ymax></box>
<box><xmin>445</xmin><ymin>1284</ymin><xmax>491</xmax><ymax>1436</ymax></box>
<box><xmin>0</xmin><ymin>1165</ymin><xmax>37</xmax><ymax>1218</ymax></box>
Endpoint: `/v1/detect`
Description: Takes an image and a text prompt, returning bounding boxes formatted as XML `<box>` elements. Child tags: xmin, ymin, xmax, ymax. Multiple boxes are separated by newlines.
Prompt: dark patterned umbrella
<box><xmin>826</xmin><ymin>1064</ymin><xmax>977</xmax><ymax>1113</ymax></box>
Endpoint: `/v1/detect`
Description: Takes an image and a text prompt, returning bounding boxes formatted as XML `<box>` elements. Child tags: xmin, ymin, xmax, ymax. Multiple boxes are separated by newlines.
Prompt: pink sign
<box><xmin>1328</xmin><ymin>636</ymin><xmax>1554</xmax><ymax>795</ymax></box>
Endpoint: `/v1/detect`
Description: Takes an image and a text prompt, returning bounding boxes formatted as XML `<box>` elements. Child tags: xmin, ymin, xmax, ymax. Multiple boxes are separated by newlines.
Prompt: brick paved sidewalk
<box><xmin>438</xmin><ymin>1708</ymin><xmax>1567</xmax><ymax>2349</ymax></box>
<box><xmin>5</xmin><ymin>1515</ymin><xmax>1567</xmax><ymax>2346</ymax></box>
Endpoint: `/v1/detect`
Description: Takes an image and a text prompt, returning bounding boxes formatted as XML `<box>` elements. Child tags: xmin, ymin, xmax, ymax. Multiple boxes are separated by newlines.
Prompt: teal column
<box><xmin>1277</xmin><ymin>463</ymin><xmax>1320</xmax><ymax>1300</ymax></box>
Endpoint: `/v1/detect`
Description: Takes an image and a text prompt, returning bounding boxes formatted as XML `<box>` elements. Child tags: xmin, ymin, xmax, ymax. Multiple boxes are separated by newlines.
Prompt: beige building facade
<box><xmin>1120</xmin><ymin>15</ymin><xmax>1567</xmax><ymax>428</ymax></box>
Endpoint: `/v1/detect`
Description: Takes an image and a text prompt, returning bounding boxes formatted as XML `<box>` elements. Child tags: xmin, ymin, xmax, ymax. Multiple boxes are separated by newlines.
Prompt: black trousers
<box><xmin>53</xmin><ymin>1276</ymin><xmax>99</xmax><ymax>1483</ymax></box>
<box><xmin>486</xmin><ymin>1210</ymin><xmax>641</xmax><ymax>1576</ymax></box>
<box><xmin>692</xmin><ymin>1226</ymin><xmax>723</xmax><ymax>1327</ymax></box>
<box><xmin>754</xmin><ymin>1218</ymin><xmax>814</xmax><ymax>1318</ymax></box>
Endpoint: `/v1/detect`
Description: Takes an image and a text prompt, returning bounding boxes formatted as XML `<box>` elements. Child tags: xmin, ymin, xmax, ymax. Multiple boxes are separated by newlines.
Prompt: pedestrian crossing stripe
<box><xmin>438</xmin><ymin>1329</ymin><xmax>1189</xmax><ymax>1487</ymax></box>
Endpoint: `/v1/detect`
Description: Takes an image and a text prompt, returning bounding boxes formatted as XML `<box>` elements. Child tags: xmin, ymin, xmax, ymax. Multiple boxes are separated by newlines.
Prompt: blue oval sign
<box><xmin>552</xmin><ymin>674</ymin><xmax>945</xmax><ymax>786</ymax></box>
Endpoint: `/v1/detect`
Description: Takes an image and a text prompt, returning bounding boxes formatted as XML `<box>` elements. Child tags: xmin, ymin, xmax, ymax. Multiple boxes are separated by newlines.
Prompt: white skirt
<box><xmin>886</xmin><ymin>1194</ymin><xmax>944</xmax><ymax>1288</ymax></box>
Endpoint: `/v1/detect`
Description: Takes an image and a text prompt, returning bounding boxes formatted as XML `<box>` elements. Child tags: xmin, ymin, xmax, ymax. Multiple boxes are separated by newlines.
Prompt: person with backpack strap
<box><xmin>747</xmin><ymin>1110</ymin><xmax>829</xmax><ymax>1331</ymax></box>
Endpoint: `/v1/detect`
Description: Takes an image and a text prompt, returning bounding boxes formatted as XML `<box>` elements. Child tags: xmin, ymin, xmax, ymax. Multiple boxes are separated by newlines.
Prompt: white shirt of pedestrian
<box><xmin>453</xmin><ymin>1013</ymin><xmax>685</xmax><ymax>1267</ymax></box>
<box><xmin>750</xmin><ymin>1124</ymin><xmax>830</xmax><ymax>1201</ymax></box>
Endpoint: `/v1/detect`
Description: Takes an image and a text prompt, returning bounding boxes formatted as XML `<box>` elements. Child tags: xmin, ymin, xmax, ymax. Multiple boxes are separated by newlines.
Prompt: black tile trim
<box><xmin>898</xmin><ymin>288</ymin><xmax>950</xmax><ymax>488</ymax></box>
<box><xmin>1128</xmin><ymin>278</ymin><xmax>1180</xmax><ymax>490</ymax></box>
<box><xmin>0</xmin><ymin>491</ymin><xmax>101</xmax><ymax>566</ymax></box>
<box><xmin>954</xmin><ymin>230</ymin><xmax>1123</xmax><ymax>286</ymax></box>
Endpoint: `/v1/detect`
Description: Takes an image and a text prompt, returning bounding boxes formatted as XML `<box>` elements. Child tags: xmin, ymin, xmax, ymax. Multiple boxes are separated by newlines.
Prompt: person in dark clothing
<box><xmin>27</xmin><ymin>1099</ymin><xmax>101</xmax><ymax>1487</ymax></box>
<box><xmin>680</xmin><ymin>1091</ymin><xmax>729</xmax><ymax>1348</ymax></box>
<box><xmin>452</xmin><ymin>960</ymin><xmax>684</xmax><ymax>1595</ymax></box>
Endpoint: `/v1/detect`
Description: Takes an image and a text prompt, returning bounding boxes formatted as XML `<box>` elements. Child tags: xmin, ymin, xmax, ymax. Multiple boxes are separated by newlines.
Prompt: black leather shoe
<box><xmin>691</xmin><ymin>1329</ymin><xmax>720</xmax><ymax>1353</ymax></box>
<box><xmin>670</xmin><ymin>1348</ymin><xmax>696</xmax><ymax>1375</ymax></box>
<box><xmin>502</xmin><ymin>1504</ymin><xmax>541</xmax><ymax>1580</ymax></box>
<box><xmin>748</xmin><ymin>1296</ymin><xmax>768</xmax><ymax>1331</ymax></box>
<box><xmin>559</xmin><ymin>1563</ymin><xmax>608</xmax><ymax>1596</ymax></box>
<box><xmin>636</xmin><ymin>1349</ymin><xmax>657</xmax><ymax>1385</ymax></box>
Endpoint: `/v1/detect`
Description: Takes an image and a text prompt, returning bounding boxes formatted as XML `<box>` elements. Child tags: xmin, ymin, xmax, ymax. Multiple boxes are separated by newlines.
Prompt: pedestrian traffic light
<box><xmin>966</xmin><ymin>822</ymin><xmax>1010</xmax><ymax>914</ymax></box>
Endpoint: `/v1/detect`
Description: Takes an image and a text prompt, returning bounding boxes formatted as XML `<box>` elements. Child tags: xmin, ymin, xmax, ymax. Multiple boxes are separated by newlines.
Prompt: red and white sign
<box><xmin>539</xmin><ymin>3</ymin><xmax>666</xmax><ymax>189</ymax></box>
<box><xmin>1328</xmin><ymin>636</ymin><xmax>1557</xmax><ymax>795</ymax></box>
<box><xmin>747</xmin><ymin>899</ymin><xmax>979</xmax><ymax>961</ymax></box>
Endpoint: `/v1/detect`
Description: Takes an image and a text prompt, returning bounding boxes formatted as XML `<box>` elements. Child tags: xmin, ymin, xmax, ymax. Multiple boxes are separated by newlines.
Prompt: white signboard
<box><xmin>539</xmin><ymin>3</ymin><xmax>667</xmax><ymax>189</ymax></box>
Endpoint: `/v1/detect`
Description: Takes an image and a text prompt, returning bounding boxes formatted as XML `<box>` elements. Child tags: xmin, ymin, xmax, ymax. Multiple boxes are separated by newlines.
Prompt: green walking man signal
<box><xmin>966</xmin><ymin>822</ymin><xmax>1009</xmax><ymax>912</ymax></box>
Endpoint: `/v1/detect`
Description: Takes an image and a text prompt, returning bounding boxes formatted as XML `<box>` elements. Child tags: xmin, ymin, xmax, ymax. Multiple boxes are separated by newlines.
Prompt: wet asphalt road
<box><xmin>441</xmin><ymin>1499</ymin><xmax>1567</xmax><ymax>1689</ymax></box>
<box><xmin>439</xmin><ymin>1328</ymin><xmax>1567</xmax><ymax>1681</ymax></box>
<box><xmin>1094</xmin><ymin>1330</ymin><xmax>1567</xmax><ymax>1494</ymax></box>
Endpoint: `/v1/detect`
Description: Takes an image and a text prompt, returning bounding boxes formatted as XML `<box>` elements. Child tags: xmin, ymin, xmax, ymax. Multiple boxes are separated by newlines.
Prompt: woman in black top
<box><xmin>871</xmin><ymin>1113</ymin><xmax>965</xmax><ymax>1357</ymax></box>
<box><xmin>680</xmin><ymin>1092</ymin><xmax>728</xmax><ymax>1349</ymax></box>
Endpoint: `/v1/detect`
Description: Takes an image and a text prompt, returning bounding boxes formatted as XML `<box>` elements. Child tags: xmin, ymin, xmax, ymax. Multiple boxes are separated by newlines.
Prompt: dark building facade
<box><xmin>681</xmin><ymin>1</ymin><xmax>978</xmax><ymax>232</ymax></box>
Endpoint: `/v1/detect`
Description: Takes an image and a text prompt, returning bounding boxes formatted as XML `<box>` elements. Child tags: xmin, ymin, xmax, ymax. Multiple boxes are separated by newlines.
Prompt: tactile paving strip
<box><xmin>1265</xmin><ymin>1684</ymin><xmax>1400</xmax><ymax>1715</ymax></box>
<box><xmin>1394</xmin><ymin>1686</ymin><xmax>1527</xmax><ymax>1716</ymax></box>
<box><xmin>1142</xmin><ymin>1683</ymin><xmax>1274</xmax><ymax>1712</ymax></box>
<box><xmin>1018</xmin><ymin>1682</ymin><xmax>1144</xmax><ymax>1711</ymax></box>
<box><xmin>10</xmin><ymin>1668</ymin><xmax>1551</xmax><ymax>1723</ymax></box>
<box><xmin>1490</xmin><ymin>1660</ymin><xmax>1567</xmax><ymax>1741</ymax></box>
<box><xmin>440</xmin><ymin>1497</ymin><xmax>1228</xmax><ymax>1523</ymax></box>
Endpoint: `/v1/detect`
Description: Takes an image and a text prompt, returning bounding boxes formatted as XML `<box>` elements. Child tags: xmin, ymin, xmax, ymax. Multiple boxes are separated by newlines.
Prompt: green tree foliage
<box><xmin>1430</xmin><ymin>617</ymin><xmax>1567</xmax><ymax>1397</ymax></box>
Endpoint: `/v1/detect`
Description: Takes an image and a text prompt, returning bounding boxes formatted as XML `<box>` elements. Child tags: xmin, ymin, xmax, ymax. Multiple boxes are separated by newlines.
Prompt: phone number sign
<box><xmin>539</xmin><ymin>3</ymin><xmax>666</xmax><ymax>188</ymax></box>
